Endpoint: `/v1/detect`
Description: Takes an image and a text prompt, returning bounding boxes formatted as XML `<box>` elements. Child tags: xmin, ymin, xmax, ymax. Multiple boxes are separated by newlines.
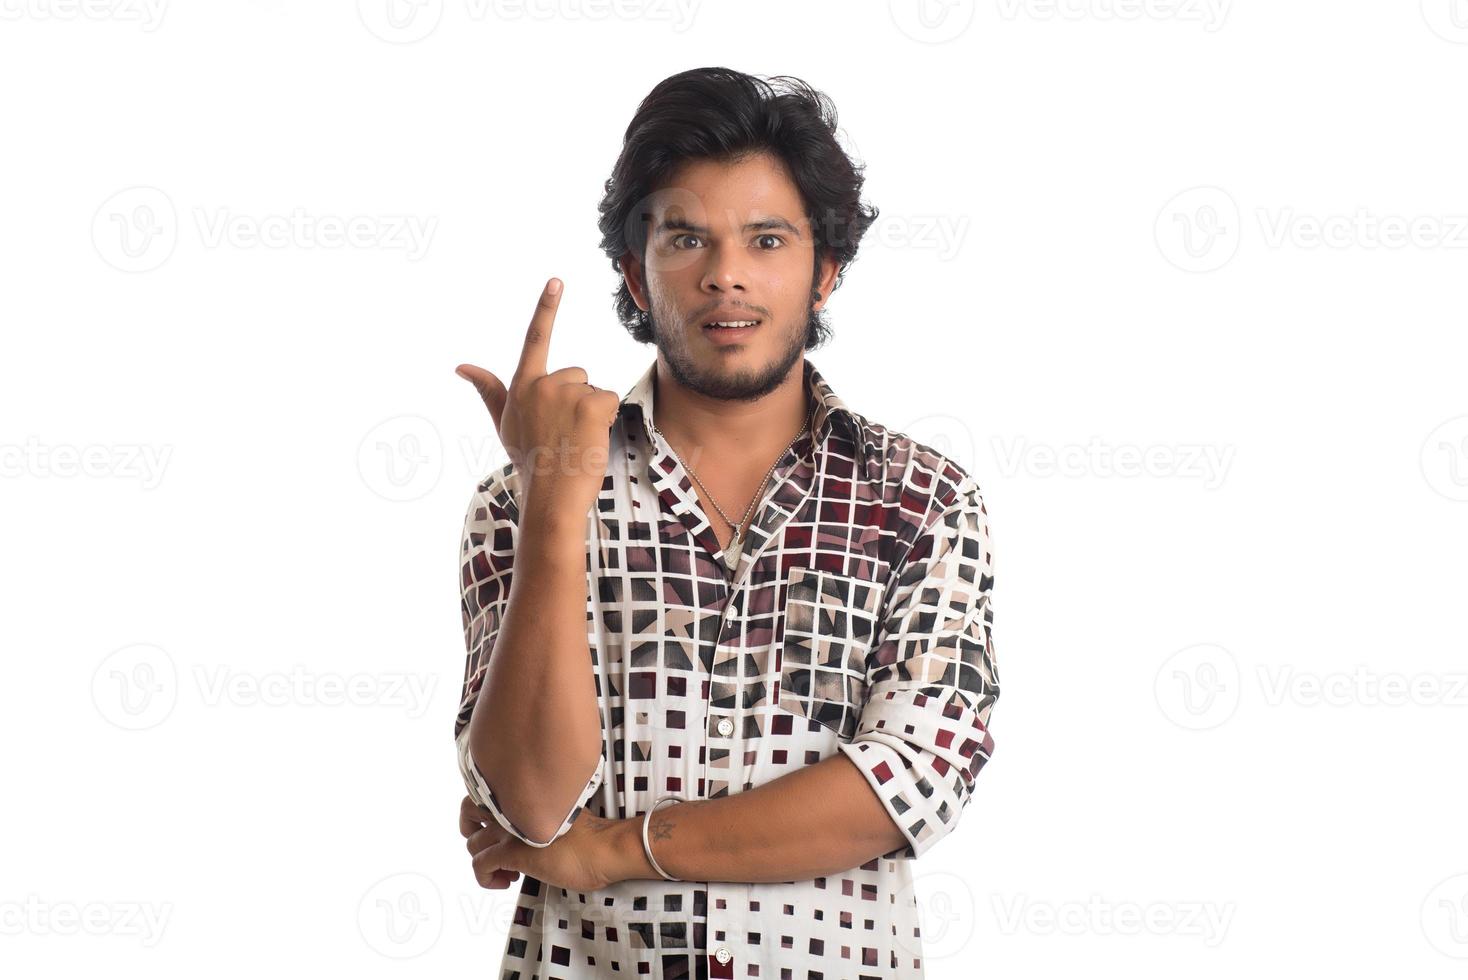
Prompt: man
<box><xmin>453</xmin><ymin>67</ymin><xmax>999</xmax><ymax>979</ymax></box>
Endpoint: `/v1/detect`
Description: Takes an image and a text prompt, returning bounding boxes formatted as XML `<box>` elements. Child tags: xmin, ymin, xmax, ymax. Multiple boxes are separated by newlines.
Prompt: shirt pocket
<box><xmin>777</xmin><ymin>567</ymin><xmax>883</xmax><ymax>741</ymax></box>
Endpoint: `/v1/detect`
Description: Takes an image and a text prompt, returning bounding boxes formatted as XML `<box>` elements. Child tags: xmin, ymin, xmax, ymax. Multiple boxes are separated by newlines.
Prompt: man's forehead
<box><xmin>650</xmin><ymin>156</ymin><xmax>802</xmax><ymax>208</ymax></box>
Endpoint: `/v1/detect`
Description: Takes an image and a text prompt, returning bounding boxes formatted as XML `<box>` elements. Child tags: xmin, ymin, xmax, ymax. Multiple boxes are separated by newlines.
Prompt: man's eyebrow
<box><xmin>654</xmin><ymin>215</ymin><xmax>802</xmax><ymax>236</ymax></box>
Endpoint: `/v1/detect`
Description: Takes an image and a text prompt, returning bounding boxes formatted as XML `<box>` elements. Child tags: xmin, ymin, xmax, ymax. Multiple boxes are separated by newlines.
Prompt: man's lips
<box><xmin>697</xmin><ymin>309</ymin><xmax>764</xmax><ymax>328</ymax></box>
<box><xmin>700</xmin><ymin>318</ymin><xmax>762</xmax><ymax>343</ymax></box>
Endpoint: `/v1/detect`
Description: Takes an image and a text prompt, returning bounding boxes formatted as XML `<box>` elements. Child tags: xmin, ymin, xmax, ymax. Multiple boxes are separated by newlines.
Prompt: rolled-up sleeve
<box><xmin>837</xmin><ymin>475</ymin><xmax>998</xmax><ymax>861</ymax></box>
<box><xmin>455</xmin><ymin>470</ymin><xmax>604</xmax><ymax>848</ymax></box>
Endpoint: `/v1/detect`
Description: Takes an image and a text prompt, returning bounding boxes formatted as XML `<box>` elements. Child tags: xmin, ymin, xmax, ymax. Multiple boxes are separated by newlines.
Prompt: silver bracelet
<box><xmin>641</xmin><ymin>794</ymin><xmax>684</xmax><ymax>881</ymax></box>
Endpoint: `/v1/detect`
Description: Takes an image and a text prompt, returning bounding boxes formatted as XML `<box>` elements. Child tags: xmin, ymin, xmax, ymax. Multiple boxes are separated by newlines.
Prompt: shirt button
<box><xmin>717</xmin><ymin>717</ymin><xmax>734</xmax><ymax>737</ymax></box>
<box><xmin>713</xmin><ymin>945</ymin><xmax>732</xmax><ymax>964</ymax></box>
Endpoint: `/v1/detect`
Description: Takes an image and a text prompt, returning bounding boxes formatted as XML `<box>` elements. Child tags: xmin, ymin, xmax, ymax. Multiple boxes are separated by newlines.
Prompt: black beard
<box><xmin>649</xmin><ymin>304</ymin><xmax>810</xmax><ymax>403</ymax></box>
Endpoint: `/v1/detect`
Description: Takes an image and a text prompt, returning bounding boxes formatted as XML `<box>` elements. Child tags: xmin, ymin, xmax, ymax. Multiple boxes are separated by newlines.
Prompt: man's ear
<box><xmin>619</xmin><ymin>252</ymin><xmax>649</xmax><ymax>312</ymax></box>
<box><xmin>812</xmin><ymin>251</ymin><xmax>839</xmax><ymax>313</ymax></box>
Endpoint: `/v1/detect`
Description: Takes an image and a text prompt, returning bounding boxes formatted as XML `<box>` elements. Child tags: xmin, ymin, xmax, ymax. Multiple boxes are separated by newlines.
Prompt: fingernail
<box><xmin>547</xmin><ymin>278</ymin><xmax>562</xmax><ymax>296</ymax></box>
<box><xmin>455</xmin><ymin>366</ymin><xmax>469</xmax><ymax>379</ymax></box>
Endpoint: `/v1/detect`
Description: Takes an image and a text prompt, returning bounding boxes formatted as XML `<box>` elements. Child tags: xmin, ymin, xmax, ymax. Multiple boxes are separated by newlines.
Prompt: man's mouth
<box><xmin>702</xmin><ymin>318</ymin><xmax>762</xmax><ymax>331</ymax></box>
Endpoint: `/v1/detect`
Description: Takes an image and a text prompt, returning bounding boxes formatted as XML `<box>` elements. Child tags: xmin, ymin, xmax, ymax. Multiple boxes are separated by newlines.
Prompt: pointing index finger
<box><xmin>513</xmin><ymin>277</ymin><xmax>562</xmax><ymax>384</ymax></box>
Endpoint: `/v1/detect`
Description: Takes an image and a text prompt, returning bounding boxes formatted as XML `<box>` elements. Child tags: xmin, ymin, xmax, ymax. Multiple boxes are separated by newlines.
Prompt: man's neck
<box><xmin>650</xmin><ymin>358</ymin><xmax>811</xmax><ymax>469</ymax></box>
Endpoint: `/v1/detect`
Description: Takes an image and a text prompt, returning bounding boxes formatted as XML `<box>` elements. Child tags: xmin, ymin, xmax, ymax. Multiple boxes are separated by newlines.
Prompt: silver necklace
<box><xmin>652</xmin><ymin>400</ymin><xmax>815</xmax><ymax>573</ymax></box>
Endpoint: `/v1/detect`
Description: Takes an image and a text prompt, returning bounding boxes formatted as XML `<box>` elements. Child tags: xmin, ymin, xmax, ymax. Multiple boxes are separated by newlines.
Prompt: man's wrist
<box><xmin>520</xmin><ymin>495</ymin><xmax>588</xmax><ymax>544</ymax></box>
<box><xmin>600</xmin><ymin>815</ymin><xmax>658</xmax><ymax>885</ymax></box>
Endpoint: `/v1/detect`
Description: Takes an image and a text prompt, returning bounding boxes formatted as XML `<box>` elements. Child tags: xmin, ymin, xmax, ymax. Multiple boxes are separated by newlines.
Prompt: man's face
<box><xmin>624</xmin><ymin>151</ymin><xmax>833</xmax><ymax>403</ymax></box>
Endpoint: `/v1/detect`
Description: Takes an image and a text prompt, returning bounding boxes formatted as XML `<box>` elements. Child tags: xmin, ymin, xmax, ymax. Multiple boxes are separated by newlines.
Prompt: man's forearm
<box><xmin>469</xmin><ymin>500</ymin><xmax>603</xmax><ymax>842</ymax></box>
<box><xmin>604</xmin><ymin>752</ymin><xmax>909</xmax><ymax>884</ymax></box>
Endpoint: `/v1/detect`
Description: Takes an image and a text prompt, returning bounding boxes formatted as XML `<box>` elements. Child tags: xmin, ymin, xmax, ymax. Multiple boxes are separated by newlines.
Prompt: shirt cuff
<box><xmin>456</xmin><ymin>723</ymin><xmax>605</xmax><ymax>848</ymax></box>
<box><xmin>836</xmin><ymin>686</ymin><xmax>993</xmax><ymax>861</ymax></box>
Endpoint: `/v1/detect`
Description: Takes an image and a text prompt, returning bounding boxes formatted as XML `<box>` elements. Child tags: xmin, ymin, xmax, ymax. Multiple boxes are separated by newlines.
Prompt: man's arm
<box><xmin>455</xmin><ymin>475</ymin><xmax>605</xmax><ymax>847</ymax></box>
<box><xmin>603</xmin><ymin>752</ymin><xmax>908</xmax><ymax>884</ymax></box>
<box><xmin>602</xmin><ymin>472</ymin><xmax>999</xmax><ymax>880</ymax></box>
<box><xmin>836</xmin><ymin>474</ymin><xmax>998</xmax><ymax>859</ymax></box>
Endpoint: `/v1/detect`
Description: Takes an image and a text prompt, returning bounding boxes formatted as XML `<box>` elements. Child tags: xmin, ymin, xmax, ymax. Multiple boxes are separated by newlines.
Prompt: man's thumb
<box><xmin>455</xmin><ymin>364</ymin><xmax>508</xmax><ymax>429</ymax></box>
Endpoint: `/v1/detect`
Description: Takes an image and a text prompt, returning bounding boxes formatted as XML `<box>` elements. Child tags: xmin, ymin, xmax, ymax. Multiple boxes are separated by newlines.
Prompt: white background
<box><xmin>3</xmin><ymin>1</ymin><xmax>1466</xmax><ymax>977</ymax></box>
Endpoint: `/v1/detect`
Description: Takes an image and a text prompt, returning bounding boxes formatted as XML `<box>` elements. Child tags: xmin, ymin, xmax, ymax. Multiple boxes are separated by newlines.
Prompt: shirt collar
<box><xmin>619</xmin><ymin>357</ymin><xmax>858</xmax><ymax>449</ymax></box>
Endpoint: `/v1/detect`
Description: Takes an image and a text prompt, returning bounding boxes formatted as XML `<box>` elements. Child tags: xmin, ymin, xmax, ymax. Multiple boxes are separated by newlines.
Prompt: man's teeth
<box><xmin>707</xmin><ymin>320</ymin><xmax>758</xmax><ymax>327</ymax></box>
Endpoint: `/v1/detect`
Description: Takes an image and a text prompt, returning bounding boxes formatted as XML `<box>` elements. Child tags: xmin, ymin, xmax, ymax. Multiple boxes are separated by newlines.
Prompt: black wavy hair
<box><xmin>596</xmin><ymin>67</ymin><xmax>879</xmax><ymax>349</ymax></box>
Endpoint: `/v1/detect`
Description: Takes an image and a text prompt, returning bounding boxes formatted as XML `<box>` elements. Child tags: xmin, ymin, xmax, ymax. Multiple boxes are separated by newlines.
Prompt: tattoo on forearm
<box><xmin>650</xmin><ymin>812</ymin><xmax>674</xmax><ymax>842</ymax></box>
<box><xmin>579</xmin><ymin>813</ymin><xmax>614</xmax><ymax>832</ymax></box>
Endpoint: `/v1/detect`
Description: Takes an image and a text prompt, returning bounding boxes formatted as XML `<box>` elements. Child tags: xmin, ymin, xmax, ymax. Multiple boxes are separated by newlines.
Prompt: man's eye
<box><xmin>670</xmin><ymin>233</ymin><xmax>782</xmax><ymax>250</ymax></box>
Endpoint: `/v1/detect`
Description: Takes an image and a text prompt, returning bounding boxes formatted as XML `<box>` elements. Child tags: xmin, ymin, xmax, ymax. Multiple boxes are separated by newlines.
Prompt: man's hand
<box><xmin>454</xmin><ymin>277</ymin><xmax>622</xmax><ymax>522</ymax></box>
<box><xmin>459</xmin><ymin>795</ymin><xmax>522</xmax><ymax>890</ymax></box>
<box><xmin>459</xmin><ymin>795</ymin><xmax>630</xmax><ymax>893</ymax></box>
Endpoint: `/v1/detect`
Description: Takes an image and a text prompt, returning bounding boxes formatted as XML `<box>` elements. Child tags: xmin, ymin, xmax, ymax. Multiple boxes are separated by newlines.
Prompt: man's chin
<box><xmin>666</xmin><ymin>353</ymin><xmax>803</xmax><ymax>403</ymax></box>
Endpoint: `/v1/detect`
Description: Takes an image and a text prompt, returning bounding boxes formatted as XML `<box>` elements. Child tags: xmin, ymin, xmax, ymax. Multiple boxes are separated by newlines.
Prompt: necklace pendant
<box><xmin>723</xmin><ymin>531</ymin><xmax>743</xmax><ymax>572</ymax></box>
